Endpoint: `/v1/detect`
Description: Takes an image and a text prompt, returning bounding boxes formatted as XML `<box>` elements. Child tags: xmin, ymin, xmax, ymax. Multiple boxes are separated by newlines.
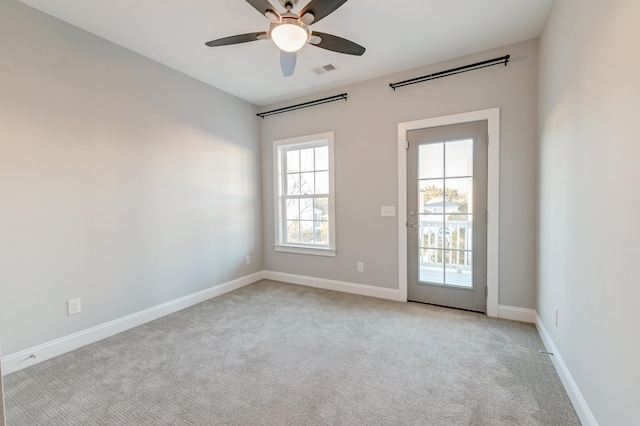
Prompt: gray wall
<box><xmin>0</xmin><ymin>1</ymin><xmax>262</xmax><ymax>356</ymax></box>
<box><xmin>537</xmin><ymin>0</ymin><xmax>640</xmax><ymax>424</ymax></box>
<box><xmin>260</xmin><ymin>39</ymin><xmax>539</xmax><ymax>309</ymax></box>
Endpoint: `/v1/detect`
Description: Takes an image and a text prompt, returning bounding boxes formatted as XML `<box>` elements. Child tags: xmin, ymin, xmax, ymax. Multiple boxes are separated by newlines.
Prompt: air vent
<box><xmin>311</xmin><ymin>63</ymin><xmax>339</xmax><ymax>75</ymax></box>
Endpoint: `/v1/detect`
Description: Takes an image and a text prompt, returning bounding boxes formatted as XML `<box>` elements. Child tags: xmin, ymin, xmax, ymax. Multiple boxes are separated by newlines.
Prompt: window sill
<box><xmin>273</xmin><ymin>244</ymin><xmax>336</xmax><ymax>257</ymax></box>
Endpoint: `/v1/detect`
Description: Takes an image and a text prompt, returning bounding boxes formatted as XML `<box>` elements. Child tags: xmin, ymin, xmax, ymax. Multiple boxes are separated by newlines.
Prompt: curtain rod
<box><xmin>257</xmin><ymin>93</ymin><xmax>348</xmax><ymax>118</ymax></box>
<box><xmin>389</xmin><ymin>55</ymin><xmax>510</xmax><ymax>91</ymax></box>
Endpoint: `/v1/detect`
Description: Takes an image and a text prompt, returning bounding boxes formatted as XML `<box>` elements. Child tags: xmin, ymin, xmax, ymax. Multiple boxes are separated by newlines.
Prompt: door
<box><xmin>407</xmin><ymin>121</ymin><xmax>488</xmax><ymax>312</ymax></box>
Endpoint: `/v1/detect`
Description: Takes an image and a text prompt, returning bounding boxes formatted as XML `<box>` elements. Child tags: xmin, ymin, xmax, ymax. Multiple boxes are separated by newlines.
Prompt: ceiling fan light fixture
<box><xmin>270</xmin><ymin>19</ymin><xmax>309</xmax><ymax>52</ymax></box>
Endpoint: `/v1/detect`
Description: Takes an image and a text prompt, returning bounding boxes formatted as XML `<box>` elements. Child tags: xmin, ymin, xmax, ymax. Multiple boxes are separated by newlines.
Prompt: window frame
<box><xmin>273</xmin><ymin>131</ymin><xmax>336</xmax><ymax>257</ymax></box>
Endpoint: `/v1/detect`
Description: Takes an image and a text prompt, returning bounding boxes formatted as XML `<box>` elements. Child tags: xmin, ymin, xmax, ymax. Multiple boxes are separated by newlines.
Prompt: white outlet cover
<box><xmin>68</xmin><ymin>298</ymin><xmax>81</xmax><ymax>315</ymax></box>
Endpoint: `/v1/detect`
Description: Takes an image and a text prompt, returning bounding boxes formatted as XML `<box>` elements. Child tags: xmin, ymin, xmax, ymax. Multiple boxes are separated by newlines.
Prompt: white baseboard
<box><xmin>1</xmin><ymin>272</ymin><xmax>263</xmax><ymax>375</ymax></box>
<box><xmin>498</xmin><ymin>305</ymin><xmax>537</xmax><ymax>323</ymax></box>
<box><xmin>263</xmin><ymin>270</ymin><xmax>402</xmax><ymax>301</ymax></box>
<box><xmin>536</xmin><ymin>315</ymin><xmax>598</xmax><ymax>426</ymax></box>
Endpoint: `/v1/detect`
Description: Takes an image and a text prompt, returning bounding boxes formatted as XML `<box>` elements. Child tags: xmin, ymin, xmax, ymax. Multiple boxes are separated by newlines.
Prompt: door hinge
<box><xmin>485</xmin><ymin>210</ymin><xmax>488</xmax><ymax>223</ymax></box>
<box><xmin>486</xmin><ymin>286</ymin><xmax>488</xmax><ymax>299</ymax></box>
<box><xmin>405</xmin><ymin>140</ymin><xmax>409</xmax><ymax>149</ymax></box>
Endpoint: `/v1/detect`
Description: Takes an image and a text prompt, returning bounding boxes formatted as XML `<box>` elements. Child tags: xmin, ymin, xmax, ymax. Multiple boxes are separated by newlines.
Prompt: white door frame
<box><xmin>397</xmin><ymin>108</ymin><xmax>500</xmax><ymax>317</ymax></box>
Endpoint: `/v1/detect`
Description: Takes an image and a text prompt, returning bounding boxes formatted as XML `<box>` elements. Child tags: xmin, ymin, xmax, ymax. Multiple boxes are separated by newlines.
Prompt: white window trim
<box><xmin>273</xmin><ymin>131</ymin><xmax>336</xmax><ymax>257</ymax></box>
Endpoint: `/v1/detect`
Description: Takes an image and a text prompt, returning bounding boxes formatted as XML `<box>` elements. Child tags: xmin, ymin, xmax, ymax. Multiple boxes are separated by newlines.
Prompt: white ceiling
<box><xmin>18</xmin><ymin>0</ymin><xmax>554</xmax><ymax>106</ymax></box>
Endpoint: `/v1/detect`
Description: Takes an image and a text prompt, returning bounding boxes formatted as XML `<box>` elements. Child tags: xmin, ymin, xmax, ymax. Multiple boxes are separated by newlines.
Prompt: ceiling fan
<box><xmin>205</xmin><ymin>0</ymin><xmax>365</xmax><ymax>77</ymax></box>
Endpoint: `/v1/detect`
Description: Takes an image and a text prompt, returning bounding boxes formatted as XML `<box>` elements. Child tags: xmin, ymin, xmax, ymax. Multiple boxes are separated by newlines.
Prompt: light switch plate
<box><xmin>381</xmin><ymin>206</ymin><xmax>396</xmax><ymax>217</ymax></box>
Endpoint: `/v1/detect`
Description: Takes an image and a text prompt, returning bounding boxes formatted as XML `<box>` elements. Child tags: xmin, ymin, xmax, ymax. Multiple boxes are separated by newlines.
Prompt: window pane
<box><xmin>314</xmin><ymin>197</ymin><xmax>328</xmax><ymax>218</ymax></box>
<box><xmin>445</xmin><ymin>139</ymin><xmax>473</xmax><ymax>178</ymax></box>
<box><xmin>419</xmin><ymin>248</ymin><xmax>444</xmax><ymax>284</ymax></box>
<box><xmin>315</xmin><ymin>146</ymin><xmax>329</xmax><ymax>171</ymax></box>
<box><xmin>300</xmin><ymin>198</ymin><xmax>314</xmax><ymax>220</ymax></box>
<box><xmin>286</xmin><ymin>198</ymin><xmax>299</xmax><ymax>221</ymax></box>
<box><xmin>287</xmin><ymin>174</ymin><xmax>300</xmax><ymax>195</ymax></box>
<box><xmin>315</xmin><ymin>220</ymin><xmax>328</xmax><ymax>245</ymax></box>
<box><xmin>444</xmin><ymin>250</ymin><xmax>472</xmax><ymax>288</ymax></box>
<box><xmin>419</xmin><ymin>143</ymin><xmax>444</xmax><ymax>179</ymax></box>
<box><xmin>427</xmin><ymin>226</ymin><xmax>450</xmax><ymax>249</ymax></box>
<box><xmin>286</xmin><ymin>150</ymin><xmax>300</xmax><ymax>173</ymax></box>
<box><xmin>286</xmin><ymin>221</ymin><xmax>300</xmax><ymax>243</ymax></box>
<box><xmin>419</xmin><ymin>179</ymin><xmax>444</xmax><ymax>214</ymax></box>
<box><xmin>300</xmin><ymin>221</ymin><xmax>314</xmax><ymax>243</ymax></box>
<box><xmin>445</xmin><ymin>214</ymin><xmax>472</xmax><ymax>253</ymax></box>
<box><xmin>315</xmin><ymin>171</ymin><xmax>329</xmax><ymax>194</ymax></box>
<box><xmin>300</xmin><ymin>172</ymin><xmax>314</xmax><ymax>194</ymax></box>
<box><xmin>420</xmin><ymin>214</ymin><xmax>445</xmax><ymax>249</ymax></box>
<box><xmin>300</xmin><ymin>148</ymin><xmax>314</xmax><ymax>172</ymax></box>
<box><xmin>444</xmin><ymin>177</ymin><xmax>472</xmax><ymax>214</ymax></box>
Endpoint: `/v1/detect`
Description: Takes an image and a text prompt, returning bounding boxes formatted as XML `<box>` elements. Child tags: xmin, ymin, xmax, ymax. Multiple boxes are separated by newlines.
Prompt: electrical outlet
<box><xmin>357</xmin><ymin>261</ymin><xmax>364</xmax><ymax>272</ymax></box>
<box><xmin>245</xmin><ymin>256</ymin><xmax>251</xmax><ymax>265</ymax></box>
<box><xmin>554</xmin><ymin>307</ymin><xmax>559</xmax><ymax>327</ymax></box>
<box><xmin>68</xmin><ymin>298</ymin><xmax>81</xmax><ymax>316</ymax></box>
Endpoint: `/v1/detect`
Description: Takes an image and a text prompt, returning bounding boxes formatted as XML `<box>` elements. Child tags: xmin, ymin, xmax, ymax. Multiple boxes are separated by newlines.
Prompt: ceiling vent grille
<box><xmin>312</xmin><ymin>63</ymin><xmax>338</xmax><ymax>75</ymax></box>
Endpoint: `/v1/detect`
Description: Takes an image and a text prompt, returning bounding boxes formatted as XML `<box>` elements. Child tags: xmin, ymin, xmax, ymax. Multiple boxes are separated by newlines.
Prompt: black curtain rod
<box><xmin>257</xmin><ymin>93</ymin><xmax>348</xmax><ymax>118</ymax></box>
<box><xmin>389</xmin><ymin>55</ymin><xmax>510</xmax><ymax>90</ymax></box>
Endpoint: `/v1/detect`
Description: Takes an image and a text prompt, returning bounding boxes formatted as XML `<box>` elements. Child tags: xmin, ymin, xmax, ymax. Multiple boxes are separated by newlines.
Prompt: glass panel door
<box><xmin>407</xmin><ymin>121</ymin><xmax>488</xmax><ymax>313</ymax></box>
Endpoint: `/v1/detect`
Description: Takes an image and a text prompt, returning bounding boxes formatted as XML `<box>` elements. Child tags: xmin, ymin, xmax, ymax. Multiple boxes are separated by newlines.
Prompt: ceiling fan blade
<box><xmin>280</xmin><ymin>51</ymin><xmax>297</xmax><ymax>77</ymax></box>
<box><xmin>300</xmin><ymin>0</ymin><xmax>348</xmax><ymax>24</ymax></box>
<box><xmin>245</xmin><ymin>0</ymin><xmax>281</xmax><ymax>21</ymax></box>
<box><xmin>309</xmin><ymin>32</ymin><xmax>365</xmax><ymax>56</ymax></box>
<box><xmin>205</xmin><ymin>32</ymin><xmax>267</xmax><ymax>47</ymax></box>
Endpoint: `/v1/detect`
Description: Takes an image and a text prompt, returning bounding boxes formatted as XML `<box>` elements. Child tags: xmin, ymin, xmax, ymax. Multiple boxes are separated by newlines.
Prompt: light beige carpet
<box><xmin>4</xmin><ymin>280</ymin><xmax>579</xmax><ymax>425</ymax></box>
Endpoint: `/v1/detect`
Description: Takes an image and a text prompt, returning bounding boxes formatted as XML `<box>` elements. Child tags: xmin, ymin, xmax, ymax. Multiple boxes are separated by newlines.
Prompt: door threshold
<box><xmin>407</xmin><ymin>300</ymin><xmax>486</xmax><ymax>315</ymax></box>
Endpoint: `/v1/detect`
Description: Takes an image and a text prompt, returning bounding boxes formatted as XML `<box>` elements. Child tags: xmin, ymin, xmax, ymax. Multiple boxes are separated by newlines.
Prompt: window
<box><xmin>273</xmin><ymin>132</ymin><xmax>336</xmax><ymax>256</ymax></box>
